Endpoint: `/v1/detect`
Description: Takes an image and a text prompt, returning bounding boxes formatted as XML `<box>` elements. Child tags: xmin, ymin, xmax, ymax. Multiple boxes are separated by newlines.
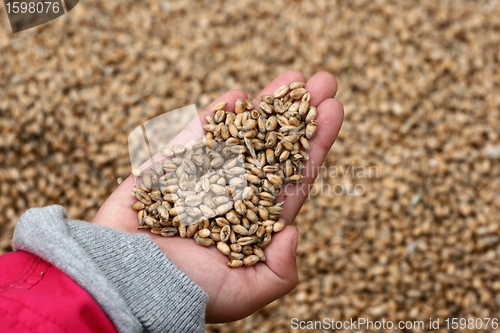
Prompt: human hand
<box><xmin>92</xmin><ymin>70</ymin><xmax>344</xmax><ymax>322</ymax></box>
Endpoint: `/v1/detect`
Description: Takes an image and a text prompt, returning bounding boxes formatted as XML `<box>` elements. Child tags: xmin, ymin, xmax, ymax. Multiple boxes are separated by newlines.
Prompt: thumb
<box><xmin>264</xmin><ymin>225</ymin><xmax>299</xmax><ymax>288</ymax></box>
<box><xmin>242</xmin><ymin>225</ymin><xmax>299</xmax><ymax>318</ymax></box>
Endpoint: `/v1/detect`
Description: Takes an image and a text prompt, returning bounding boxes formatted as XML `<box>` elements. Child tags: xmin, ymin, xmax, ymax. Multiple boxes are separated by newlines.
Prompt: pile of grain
<box><xmin>1</xmin><ymin>1</ymin><xmax>499</xmax><ymax>332</ymax></box>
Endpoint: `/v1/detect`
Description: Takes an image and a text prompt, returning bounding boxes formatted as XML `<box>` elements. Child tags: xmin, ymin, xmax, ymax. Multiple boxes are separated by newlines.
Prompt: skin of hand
<box><xmin>92</xmin><ymin>70</ymin><xmax>344</xmax><ymax>323</ymax></box>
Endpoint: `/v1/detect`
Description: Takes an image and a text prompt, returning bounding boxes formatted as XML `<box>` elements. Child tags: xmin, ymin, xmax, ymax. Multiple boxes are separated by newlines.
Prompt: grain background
<box><xmin>1</xmin><ymin>1</ymin><xmax>499</xmax><ymax>332</ymax></box>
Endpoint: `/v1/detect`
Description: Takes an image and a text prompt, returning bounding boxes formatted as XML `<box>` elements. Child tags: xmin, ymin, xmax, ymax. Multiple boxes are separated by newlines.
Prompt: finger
<box><xmin>278</xmin><ymin>98</ymin><xmax>344</xmax><ymax>223</ymax></box>
<box><xmin>252</xmin><ymin>226</ymin><xmax>299</xmax><ymax>303</ymax></box>
<box><xmin>202</xmin><ymin>89</ymin><xmax>248</xmax><ymax>115</ymax></box>
<box><xmin>207</xmin><ymin>223</ymin><xmax>299</xmax><ymax>323</ymax></box>
<box><xmin>252</xmin><ymin>70</ymin><xmax>306</xmax><ymax>106</ymax></box>
<box><xmin>305</xmin><ymin>71</ymin><xmax>338</xmax><ymax>106</ymax></box>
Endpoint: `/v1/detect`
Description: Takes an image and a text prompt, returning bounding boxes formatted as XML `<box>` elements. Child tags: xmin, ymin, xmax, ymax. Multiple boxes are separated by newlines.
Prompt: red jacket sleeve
<box><xmin>0</xmin><ymin>250</ymin><xmax>118</xmax><ymax>333</ymax></box>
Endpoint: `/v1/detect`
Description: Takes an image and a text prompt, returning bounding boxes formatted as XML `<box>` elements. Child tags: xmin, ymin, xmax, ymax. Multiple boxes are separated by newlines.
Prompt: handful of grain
<box><xmin>130</xmin><ymin>82</ymin><xmax>317</xmax><ymax>267</ymax></box>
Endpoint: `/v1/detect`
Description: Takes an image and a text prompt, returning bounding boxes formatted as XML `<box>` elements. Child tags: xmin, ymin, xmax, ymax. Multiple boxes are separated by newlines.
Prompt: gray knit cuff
<box><xmin>13</xmin><ymin>205</ymin><xmax>208</xmax><ymax>333</ymax></box>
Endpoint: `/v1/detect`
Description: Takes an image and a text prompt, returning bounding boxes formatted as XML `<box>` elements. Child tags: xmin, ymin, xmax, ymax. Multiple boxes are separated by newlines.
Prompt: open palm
<box><xmin>92</xmin><ymin>70</ymin><xmax>344</xmax><ymax>323</ymax></box>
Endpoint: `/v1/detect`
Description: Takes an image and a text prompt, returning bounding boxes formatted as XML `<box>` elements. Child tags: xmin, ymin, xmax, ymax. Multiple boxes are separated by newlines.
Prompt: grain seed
<box><xmin>290</xmin><ymin>81</ymin><xmax>305</xmax><ymax>90</ymax></box>
<box><xmin>243</xmin><ymin>255</ymin><xmax>260</xmax><ymax>266</ymax></box>
<box><xmin>217</xmin><ymin>242</ymin><xmax>231</xmax><ymax>255</ymax></box>
<box><xmin>227</xmin><ymin>260</ymin><xmax>243</xmax><ymax>268</ymax></box>
<box><xmin>274</xmin><ymin>85</ymin><xmax>290</xmax><ymax>98</ymax></box>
